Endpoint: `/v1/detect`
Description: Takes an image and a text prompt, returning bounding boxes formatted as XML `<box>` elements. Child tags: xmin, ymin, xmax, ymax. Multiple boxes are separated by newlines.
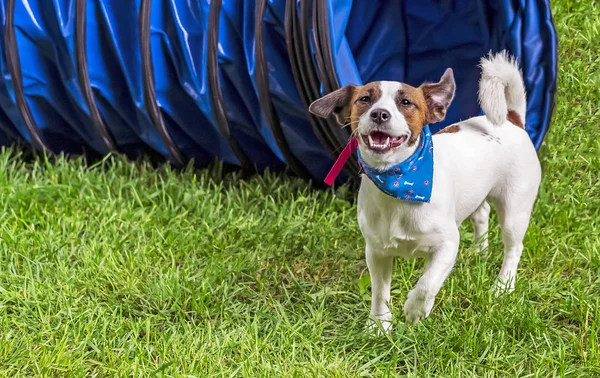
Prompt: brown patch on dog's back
<box><xmin>348</xmin><ymin>82</ymin><xmax>382</xmax><ymax>131</ymax></box>
<box><xmin>507</xmin><ymin>110</ymin><xmax>524</xmax><ymax>129</ymax></box>
<box><xmin>436</xmin><ymin>124</ymin><xmax>460</xmax><ymax>134</ymax></box>
<box><xmin>394</xmin><ymin>85</ymin><xmax>428</xmax><ymax>145</ymax></box>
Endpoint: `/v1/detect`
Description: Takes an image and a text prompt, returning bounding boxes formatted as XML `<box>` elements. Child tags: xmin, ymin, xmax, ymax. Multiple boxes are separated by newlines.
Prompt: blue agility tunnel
<box><xmin>0</xmin><ymin>0</ymin><xmax>557</xmax><ymax>184</ymax></box>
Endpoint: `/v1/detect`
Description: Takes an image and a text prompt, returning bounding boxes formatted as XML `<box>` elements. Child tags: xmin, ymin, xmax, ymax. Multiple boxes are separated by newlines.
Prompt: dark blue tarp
<box><xmin>11</xmin><ymin>0</ymin><xmax>107</xmax><ymax>153</ymax></box>
<box><xmin>247</xmin><ymin>0</ymin><xmax>335</xmax><ymax>181</ymax></box>
<box><xmin>0</xmin><ymin>1</ymin><xmax>27</xmax><ymax>144</ymax></box>
<box><xmin>218</xmin><ymin>0</ymin><xmax>286</xmax><ymax>169</ymax></box>
<box><xmin>319</xmin><ymin>0</ymin><xmax>557</xmax><ymax>149</ymax></box>
<box><xmin>149</xmin><ymin>0</ymin><xmax>225</xmax><ymax>165</ymax></box>
<box><xmin>0</xmin><ymin>0</ymin><xmax>557</xmax><ymax>181</ymax></box>
<box><xmin>87</xmin><ymin>0</ymin><xmax>170</xmax><ymax>157</ymax></box>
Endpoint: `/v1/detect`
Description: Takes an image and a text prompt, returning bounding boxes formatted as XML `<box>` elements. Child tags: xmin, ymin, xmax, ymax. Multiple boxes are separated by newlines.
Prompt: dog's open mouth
<box><xmin>361</xmin><ymin>131</ymin><xmax>408</xmax><ymax>153</ymax></box>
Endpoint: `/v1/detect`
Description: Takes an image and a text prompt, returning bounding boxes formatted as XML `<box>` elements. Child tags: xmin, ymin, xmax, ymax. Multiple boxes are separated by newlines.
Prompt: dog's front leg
<box><xmin>365</xmin><ymin>245</ymin><xmax>393</xmax><ymax>333</ymax></box>
<box><xmin>404</xmin><ymin>239</ymin><xmax>459</xmax><ymax>324</ymax></box>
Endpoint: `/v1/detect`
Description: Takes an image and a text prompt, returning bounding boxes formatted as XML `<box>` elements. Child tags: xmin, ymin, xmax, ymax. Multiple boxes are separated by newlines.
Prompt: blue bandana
<box><xmin>357</xmin><ymin>126</ymin><xmax>434</xmax><ymax>203</ymax></box>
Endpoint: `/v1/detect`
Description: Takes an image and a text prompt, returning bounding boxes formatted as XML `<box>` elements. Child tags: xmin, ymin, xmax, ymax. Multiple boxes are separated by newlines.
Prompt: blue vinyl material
<box><xmin>245</xmin><ymin>0</ymin><xmax>334</xmax><ymax>181</ymax></box>
<box><xmin>86</xmin><ymin>0</ymin><xmax>170</xmax><ymax>157</ymax></box>
<box><xmin>11</xmin><ymin>0</ymin><xmax>110</xmax><ymax>153</ymax></box>
<box><xmin>324</xmin><ymin>0</ymin><xmax>557</xmax><ymax>149</ymax></box>
<box><xmin>0</xmin><ymin>0</ymin><xmax>557</xmax><ymax>180</ymax></box>
<box><xmin>0</xmin><ymin>1</ymin><xmax>28</xmax><ymax>144</ymax></box>
<box><xmin>0</xmin><ymin>128</ymin><xmax>11</xmax><ymax>146</ymax></box>
<box><xmin>148</xmin><ymin>0</ymin><xmax>239</xmax><ymax>165</ymax></box>
<box><xmin>219</xmin><ymin>0</ymin><xmax>285</xmax><ymax>168</ymax></box>
<box><xmin>85</xmin><ymin>0</ymin><xmax>147</xmax><ymax>153</ymax></box>
<box><xmin>0</xmin><ymin>106</ymin><xmax>20</xmax><ymax>143</ymax></box>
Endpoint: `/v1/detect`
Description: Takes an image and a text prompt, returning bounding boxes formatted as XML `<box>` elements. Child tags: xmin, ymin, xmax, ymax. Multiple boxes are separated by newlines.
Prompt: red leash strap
<box><xmin>324</xmin><ymin>138</ymin><xmax>359</xmax><ymax>186</ymax></box>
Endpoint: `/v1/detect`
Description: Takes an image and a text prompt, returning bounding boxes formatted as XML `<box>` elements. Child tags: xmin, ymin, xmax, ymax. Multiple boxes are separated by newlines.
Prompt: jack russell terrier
<box><xmin>309</xmin><ymin>52</ymin><xmax>541</xmax><ymax>330</ymax></box>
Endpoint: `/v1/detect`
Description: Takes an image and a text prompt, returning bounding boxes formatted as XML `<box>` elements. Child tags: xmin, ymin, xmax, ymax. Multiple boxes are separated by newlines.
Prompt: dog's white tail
<box><xmin>478</xmin><ymin>51</ymin><xmax>527</xmax><ymax>127</ymax></box>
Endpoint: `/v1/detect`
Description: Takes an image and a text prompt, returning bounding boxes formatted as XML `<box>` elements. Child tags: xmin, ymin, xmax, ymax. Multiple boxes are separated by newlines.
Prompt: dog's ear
<box><xmin>309</xmin><ymin>85</ymin><xmax>356</xmax><ymax>126</ymax></box>
<box><xmin>420</xmin><ymin>68</ymin><xmax>455</xmax><ymax>124</ymax></box>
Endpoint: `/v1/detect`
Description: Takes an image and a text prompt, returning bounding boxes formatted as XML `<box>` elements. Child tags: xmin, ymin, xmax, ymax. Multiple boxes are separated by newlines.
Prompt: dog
<box><xmin>308</xmin><ymin>52</ymin><xmax>541</xmax><ymax>330</ymax></box>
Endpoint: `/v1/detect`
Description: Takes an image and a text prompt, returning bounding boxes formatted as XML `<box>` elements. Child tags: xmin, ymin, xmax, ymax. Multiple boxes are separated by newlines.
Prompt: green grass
<box><xmin>0</xmin><ymin>1</ymin><xmax>599</xmax><ymax>377</ymax></box>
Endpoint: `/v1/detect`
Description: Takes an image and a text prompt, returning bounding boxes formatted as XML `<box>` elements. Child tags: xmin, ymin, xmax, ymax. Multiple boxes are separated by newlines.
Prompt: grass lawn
<box><xmin>0</xmin><ymin>1</ymin><xmax>599</xmax><ymax>376</ymax></box>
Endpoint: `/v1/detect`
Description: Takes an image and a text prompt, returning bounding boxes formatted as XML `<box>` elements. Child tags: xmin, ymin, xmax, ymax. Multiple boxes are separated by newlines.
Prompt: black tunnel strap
<box><xmin>4</xmin><ymin>0</ymin><xmax>49</xmax><ymax>152</ymax></box>
<box><xmin>300</xmin><ymin>0</ymin><xmax>358</xmax><ymax>183</ymax></box>
<box><xmin>311</xmin><ymin>0</ymin><xmax>333</xmax><ymax>94</ymax></box>
<box><xmin>288</xmin><ymin>0</ymin><xmax>357</xmax><ymax>184</ymax></box>
<box><xmin>315</xmin><ymin>0</ymin><xmax>341</xmax><ymax>91</ymax></box>
<box><xmin>75</xmin><ymin>0</ymin><xmax>117</xmax><ymax>152</ymax></box>
<box><xmin>139</xmin><ymin>0</ymin><xmax>185</xmax><ymax>166</ymax></box>
<box><xmin>284</xmin><ymin>0</ymin><xmax>334</xmax><ymax>157</ymax></box>
<box><xmin>207</xmin><ymin>0</ymin><xmax>252</xmax><ymax>170</ymax></box>
<box><xmin>295</xmin><ymin>0</ymin><xmax>336</xmax><ymax>152</ymax></box>
<box><xmin>255</xmin><ymin>0</ymin><xmax>310</xmax><ymax>180</ymax></box>
<box><xmin>311</xmin><ymin>0</ymin><xmax>359</xmax><ymax>183</ymax></box>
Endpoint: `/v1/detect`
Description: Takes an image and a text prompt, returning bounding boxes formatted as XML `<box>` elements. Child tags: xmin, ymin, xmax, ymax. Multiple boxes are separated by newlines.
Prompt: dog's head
<box><xmin>309</xmin><ymin>69</ymin><xmax>455</xmax><ymax>168</ymax></box>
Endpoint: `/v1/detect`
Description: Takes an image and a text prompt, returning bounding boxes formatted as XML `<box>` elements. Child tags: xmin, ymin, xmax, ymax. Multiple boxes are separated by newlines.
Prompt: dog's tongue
<box><xmin>370</xmin><ymin>131</ymin><xmax>389</xmax><ymax>144</ymax></box>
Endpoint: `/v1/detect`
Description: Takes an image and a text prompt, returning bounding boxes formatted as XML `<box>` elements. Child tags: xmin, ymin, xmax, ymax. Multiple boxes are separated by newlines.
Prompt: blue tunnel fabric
<box><xmin>88</xmin><ymin>0</ymin><xmax>190</xmax><ymax>159</ymax></box>
<box><xmin>0</xmin><ymin>111</ymin><xmax>20</xmax><ymax>142</ymax></box>
<box><xmin>141</xmin><ymin>0</ymin><xmax>186</xmax><ymax>165</ymax></box>
<box><xmin>322</xmin><ymin>0</ymin><xmax>496</xmax><ymax>133</ymax></box>
<box><xmin>218</xmin><ymin>0</ymin><xmax>286</xmax><ymax>169</ymax></box>
<box><xmin>286</xmin><ymin>0</ymin><xmax>355</xmax><ymax>183</ymax></box>
<box><xmin>321</xmin><ymin>0</ymin><xmax>557</xmax><ymax>149</ymax></box>
<box><xmin>75</xmin><ymin>0</ymin><xmax>117</xmax><ymax>152</ymax></box>
<box><xmin>149</xmin><ymin>0</ymin><xmax>226</xmax><ymax>165</ymax></box>
<box><xmin>252</xmin><ymin>0</ymin><xmax>335</xmax><ymax>181</ymax></box>
<box><xmin>244</xmin><ymin>0</ymin><xmax>312</xmax><ymax>179</ymax></box>
<box><xmin>0</xmin><ymin>0</ymin><xmax>557</xmax><ymax>183</ymax></box>
<box><xmin>518</xmin><ymin>0</ymin><xmax>557</xmax><ymax>148</ymax></box>
<box><xmin>86</xmin><ymin>0</ymin><xmax>170</xmax><ymax>157</ymax></box>
<box><xmin>289</xmin><ymin>1</ymin><xmax>346</xmax><ymax>164</ymax></box>
<box><xmin>228</xmin><ymin>1</ymin><xmax>289</xmax><ymax>166</ymax></box>
<box><xmin>11</xmin><ymin>0</ymin><xmax>111</xmax><ymax>154</ymax></box>
<box><xmin>0</xmin><ymin>128</ymin><xmax>12</xmax><ymax>146</ymax></box>
<box><xmin>84</xmin><ymin>0</ymin><xmax>146</xmax><ymax>154</ymax></box>
<box><xmin>0</xmin><ymin>1</ymin><xmax>28</xmax><ymax>144</ymax></box>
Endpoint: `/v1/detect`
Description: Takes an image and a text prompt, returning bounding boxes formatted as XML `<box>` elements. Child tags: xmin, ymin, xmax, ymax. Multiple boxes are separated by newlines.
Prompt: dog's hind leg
<box><xmin>470</xmin><ymin>201</ymin><xmax>491</xmax><ymax>253</ymax></box>
<box><xmin>493</xmin><ymin>199</ymin><xmax>534</xmax><ymax>295</ymax></box>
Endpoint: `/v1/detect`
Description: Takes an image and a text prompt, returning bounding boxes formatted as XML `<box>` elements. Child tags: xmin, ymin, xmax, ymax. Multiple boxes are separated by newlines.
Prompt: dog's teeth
<box><xmin>383</xmin><ymin>137</ymin><xmax>390</xmax><ymax>148</ymax></box>
<box><xmin>368</xmin><ymin>134</ymin><xmax>374</xmax><ymax>146</ymax></box>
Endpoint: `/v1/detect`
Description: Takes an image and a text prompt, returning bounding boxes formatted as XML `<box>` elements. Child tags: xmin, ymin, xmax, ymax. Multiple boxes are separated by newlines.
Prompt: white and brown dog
<box><xmin>309</xmin><ymin>52</ymin><xmax>541</xmax><ymax>329</ymax></box>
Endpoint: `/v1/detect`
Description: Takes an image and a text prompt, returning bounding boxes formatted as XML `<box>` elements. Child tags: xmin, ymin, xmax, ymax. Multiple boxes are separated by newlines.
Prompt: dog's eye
<box><xmin>359</xmin><ymin>96</ymin><xmax>370</xmax><ymax>103</ymax></box>
<box><xmin>401</xmin><ymin>99</ymin><xmax>412</xmax><ymax>106</ymax></box>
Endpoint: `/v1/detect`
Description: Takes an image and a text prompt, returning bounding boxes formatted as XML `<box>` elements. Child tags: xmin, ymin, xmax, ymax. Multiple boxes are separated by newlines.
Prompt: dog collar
<box><xmin>324</xmin><ymin>126</ymin><xmax>434</xmax><ymax>203</ymax></box>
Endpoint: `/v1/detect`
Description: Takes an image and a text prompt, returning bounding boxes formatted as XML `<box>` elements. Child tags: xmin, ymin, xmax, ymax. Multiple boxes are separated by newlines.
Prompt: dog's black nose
<box><xmin>370</xmin><ymin>108</ymin><xmax>390</xmax><ymax>125</ymax></box>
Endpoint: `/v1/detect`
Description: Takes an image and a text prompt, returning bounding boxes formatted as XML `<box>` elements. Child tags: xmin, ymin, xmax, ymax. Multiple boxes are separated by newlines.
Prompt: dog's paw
<box><xmin>475</xmin><ymin>239</ymin><xmax>489</xmax><ymax>254</ymax></box>
<box><xmin>493</xmin><ymin>276</ymin><xmax>515</xmax><ymax>296</ymax></box>
<box><xmin>403</xmin><ymin>289</ymin><xmax>434</xmax><ymax>325</ymax></box>
<box><xmin>471</xmin><ymin>234</ymin><xmax>489</xmax><ymax>254</ymax></box>
<box><xmin>366</xmin><ymin>313</ymin><xmax>393</xmax><ymax>335</ymax></box>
